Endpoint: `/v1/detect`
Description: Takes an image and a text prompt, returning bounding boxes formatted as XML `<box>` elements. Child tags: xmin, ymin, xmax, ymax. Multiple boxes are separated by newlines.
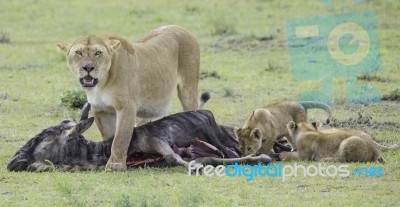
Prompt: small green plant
<box><xmin>56</xmin><ymin>179</ymin><xmax>73</xmax><ymax>198</ymax></box>
<box><xmin>61</xmin><ymin>89</ymin><xmax>87</xmax><ymax>109</ymax></box>
<box><xmin>209</xmin><ymin>15</ymin><xmax>237</xmax><ymax>35</ymax></box>
<box><xmin>52</xmin><ymin>174</ymin><xmax>88</xmax><ymax>206</ymax></box>
<box><xmin>264</xmin><ymin>62</ymin><xmax>279</xmax><ymax>72</ymax></box>
<box><xmin>356</xmin><ymin>111</ymin><xmax>373</xmax><ymax>124</ymax></box>
<box><xmin>0</xmin><ymin>32</ymin><xmax>11</xmax><ymax>44</ymax></box>
<box><xmin>223</xmin><ymin>87</ymin><xmax>234</xmax><ymax>97</ymax></box>
<box><xmin>179</xmin><ymin>191</ymin><xmax>203</xmax><ymax>207</ymax></box>
<box><xmin>114</xmin><ymin>193</ymin><xmax>162</xmax><ymax>207</ymax></box>
<box><xmin>200</xmin><ymin>70</ymin><xmax>221</xmax><ymax>79</ymax></box>
<box><xmin>115</xmin><ymin>195</ymin><xmax>135</xmax><ymax>207</ymax></box>
<box><xmin>357</xmin><ymin>74</ymin><xmax>388</xmax><ymax>82</ymax></box>
<box><xmin>44</xmin><ymin>159</ymin><xmax>57</xmax><ymax>171</ymax></box>
<box><xmin>185</xmin><ymin>5</ymin><xmax>200</xmax><ymax>13</ymax></box>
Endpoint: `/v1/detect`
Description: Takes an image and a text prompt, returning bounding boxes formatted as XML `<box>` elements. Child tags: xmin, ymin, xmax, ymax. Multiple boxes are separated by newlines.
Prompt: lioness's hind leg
<box><xmin>177</xmin><ymin>82</ymin><xmax>198</xmax><ymax>111</ymax></box>
<box><xmin>176</xmin><ymin>35</ymin><xmax>200</xmax><ymax>111</ymax></box>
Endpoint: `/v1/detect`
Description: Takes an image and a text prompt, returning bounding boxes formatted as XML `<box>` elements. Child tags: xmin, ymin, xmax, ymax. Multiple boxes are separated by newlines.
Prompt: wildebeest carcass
<box><xmin>8</xmin><ymin>104</ymin><xmax>274</xmax><ymax>172</ymax></box>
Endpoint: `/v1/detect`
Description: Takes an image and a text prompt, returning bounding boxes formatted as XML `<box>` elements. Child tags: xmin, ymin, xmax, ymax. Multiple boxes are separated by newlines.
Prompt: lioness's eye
<box><xmin>95</xmin><ymin>51</ymin><xmax>102</xmax><ymax>56</ymax></box>
<box><xmin>247</xmin><ymin>147</ymin><xmax>251</xmax><ymax>151</ymax></box>
<box><xmin>75</xmin><ymin>51</ymin><xmax>82</xmax><ymax>56</ymax></box>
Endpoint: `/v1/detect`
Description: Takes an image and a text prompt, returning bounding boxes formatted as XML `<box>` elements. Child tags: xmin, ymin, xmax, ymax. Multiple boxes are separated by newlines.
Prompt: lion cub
<box><xmin>280</xmin><ymin>121</ymin><xmax>399</xmax><ymax>163</ymax></box>
<box><xmin>234</xmin><ymin>101</ymin><xmax>332</xmax><ymax>156</ymax></box>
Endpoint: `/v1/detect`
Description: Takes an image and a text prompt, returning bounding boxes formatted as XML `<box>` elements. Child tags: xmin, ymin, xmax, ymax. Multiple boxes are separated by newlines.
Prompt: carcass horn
<box><xmin>80</xmin><ymin>102</ymin><xmax>91</xmax><ymax>121</ymax></box>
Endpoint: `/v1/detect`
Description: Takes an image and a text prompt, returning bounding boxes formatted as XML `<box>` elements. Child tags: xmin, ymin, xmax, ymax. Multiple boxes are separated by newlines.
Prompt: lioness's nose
<box><xmin>82</xmin><ymin>63</ymin><xmax>95</xmax><ymax>72</ymax></box>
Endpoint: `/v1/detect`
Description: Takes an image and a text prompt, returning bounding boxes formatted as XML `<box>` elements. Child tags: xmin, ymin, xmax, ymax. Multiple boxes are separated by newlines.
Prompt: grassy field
<box><xmin>1</xmin><ymin>0</ymin><xmax>399</xmax><ymax>206</ymax></box>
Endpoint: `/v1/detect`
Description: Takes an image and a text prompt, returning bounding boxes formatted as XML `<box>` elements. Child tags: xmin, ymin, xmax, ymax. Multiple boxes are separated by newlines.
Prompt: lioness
<box><xmin>58</xmin><ymin>25</ymin><xmax>203</xmax><ymax>170</ymax></box>
<box><xmin>234</xmin><ymin>101</ymin><xmax>332</xmax><ymax>156</ymax></box>
<box><xmin>280</xmin><ymin>121</ymin><xmax>399</xmax><ymax>163</ymax></box>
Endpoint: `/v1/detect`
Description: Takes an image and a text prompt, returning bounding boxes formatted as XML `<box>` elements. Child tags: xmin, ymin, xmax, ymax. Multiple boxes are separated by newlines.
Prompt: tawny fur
<box><xmin>280</xmin><ymin>121</ymin><xmax>399</xmax><ymax>163</ymax></box>
<box><xmin>234</xmin><ymin>101</ymin><xmax>332</xmax><ymax>156</ymax></box>
<box><xmin>58</xmin><ymin>25</ymin><xmax>201</xmax><ymax>170</ymax></box>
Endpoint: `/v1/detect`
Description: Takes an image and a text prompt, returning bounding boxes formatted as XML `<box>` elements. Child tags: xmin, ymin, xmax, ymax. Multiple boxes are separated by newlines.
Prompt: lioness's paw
<box><xmin>105</xmin><ymin>162</ymin><xmax>127</xmax><ymax>171</ymax></box>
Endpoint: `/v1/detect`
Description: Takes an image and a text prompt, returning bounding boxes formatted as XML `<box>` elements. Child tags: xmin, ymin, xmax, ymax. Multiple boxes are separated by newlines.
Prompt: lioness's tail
<box><xmin>299</xmin><ymin>101</ymin><xmax>332</xmax><ymax>124</ymax></box>
<box><xmin>372</xmin><ymin>142</ymin><xmax>399</xmax><ymax>152</ymax></box>
<box><xmin>198</xmin><ymin>92</ymin><xmax>211</xmax><ymax>110</ymax></box>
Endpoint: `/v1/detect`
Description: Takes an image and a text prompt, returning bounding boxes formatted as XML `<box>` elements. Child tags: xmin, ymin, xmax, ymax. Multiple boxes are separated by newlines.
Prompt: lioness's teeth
<box><xmin>84</xmin><ymin>79</ymin><xmax>93</xmax><ymax>84</ymax></box>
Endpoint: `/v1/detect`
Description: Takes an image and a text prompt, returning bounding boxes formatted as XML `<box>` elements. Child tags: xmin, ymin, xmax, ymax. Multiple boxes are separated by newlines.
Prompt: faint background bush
<box><xmin>0</xmin><ymin>31</ymin><xmax>11</xmax><ymax>44</ymax></box>
<box><xmin>61</xmin><ymin>89</ymin><xmax>87</xmax><ymax>109</ymax></box>
<box><xmin>209</xmin><ymin>15</ymin><xmax>237</xmax><ymax>36</ymax></box>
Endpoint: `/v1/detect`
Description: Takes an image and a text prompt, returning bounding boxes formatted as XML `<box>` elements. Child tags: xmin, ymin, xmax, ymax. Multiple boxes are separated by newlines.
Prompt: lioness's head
<box><xmin>57</xmin><ymin>36</ymin><xmax>121</xmax><ymax>88</ymax></box>
<box><xmin>234</xmin><ymin>127</ymin><xmax>262</xmax><ymax>156</ymax></box>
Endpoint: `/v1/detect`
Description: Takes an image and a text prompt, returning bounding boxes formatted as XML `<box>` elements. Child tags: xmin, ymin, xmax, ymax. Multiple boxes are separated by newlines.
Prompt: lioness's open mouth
<box><xmin>80</xmin><ymin>76</ymin><xmax>98</xmax><ymax>88</ymax></box>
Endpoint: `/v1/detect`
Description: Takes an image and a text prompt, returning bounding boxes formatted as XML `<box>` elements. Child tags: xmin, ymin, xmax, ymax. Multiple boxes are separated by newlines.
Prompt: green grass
<box><xmin>1</xmin><ymin>0</ymin><xmax>400</xmax><ymax>206</ymax></box>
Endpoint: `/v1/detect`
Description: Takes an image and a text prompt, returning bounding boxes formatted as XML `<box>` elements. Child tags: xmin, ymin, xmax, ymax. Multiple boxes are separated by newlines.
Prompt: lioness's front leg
<box><xmin>106</xmin><ymin>106</ymin><xmax>136</xmax><ymax>171</ymax></box>
<box><xmin>94</xmin><ymin>110</ymin><xmax>116</xmax><ymax>140</ymax></box>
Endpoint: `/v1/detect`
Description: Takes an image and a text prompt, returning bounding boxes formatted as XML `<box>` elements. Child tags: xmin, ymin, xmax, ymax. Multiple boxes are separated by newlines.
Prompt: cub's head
<box><xmin>234</xmin><ymin>127</ymin><xmax>262</xmax><ymax>156</ymax></box>
<box><xmin>286</xmin><ymin>121</ymin><xmax>320</xmax><ymax>137</ymax></box>
<box><xmin>57</xmin><ymin>36</ymin><xmax>121</xmax><ymax>88</ymax></box>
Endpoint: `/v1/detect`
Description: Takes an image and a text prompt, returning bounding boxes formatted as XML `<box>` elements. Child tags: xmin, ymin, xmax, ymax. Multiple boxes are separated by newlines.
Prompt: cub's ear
<box><xmin>57</xmin><ymin>43</ymin><xmax>72</xmax><ymax>53</ymax></box>
<box><xmin>66</xmin><ymin>117</ymin><xmax>95</xmax><ymax>138</ymax></box>
<box><xmin>233</xmin><ymin>127</ymin><xmax>241</xmax><ymax>137</ymax></box>
<box><xmin>250</xmin><ymin>128</ymin><xmax>262</xmax><ymax>140</ymax></box>
<box><xmin>287</xmin><ymin>121</ymin><xmax>297</xmax><ymax>131</ymax></box>
<box><xmin>105</xmin><ymin>39</ymin><xmax>121</xmax><ymax>51</ymax></box>
<box><xmin>311</xmin><ymin>121</ymin><xmax>321</xmax><ymax>130</ymax></box>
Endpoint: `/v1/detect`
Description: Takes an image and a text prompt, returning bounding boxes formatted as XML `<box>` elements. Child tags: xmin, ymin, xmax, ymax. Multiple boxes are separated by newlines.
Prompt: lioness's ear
<box><xmin>287</xmin><ymin>121</ymin><xmax>297</xmax><ymax>131</ymax></box>
<box><xmin>57</xmin><ymin>43</ymin><xmax>72</xmax><ymax>53</ymax></box>
<box><xmin>66</xmin><ymin>117</ymin><xmax>95</xmax><ymax>138</ymax></box>
<box><xmin>251</xmin><ymin>128</ymin><xmax>262</xmax><ymax>140</ymax></box>
<box><xmin>105</xmin><ymin>39</ymin><xmax>121</xmax><ymax>51</ymax></box>
<box><xmin>311</xmin><ymin>121</ymin><xmax>321</xmax><ymax>130</ymax></box>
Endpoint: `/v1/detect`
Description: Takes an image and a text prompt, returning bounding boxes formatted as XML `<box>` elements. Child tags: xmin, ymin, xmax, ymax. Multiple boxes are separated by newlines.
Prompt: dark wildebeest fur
<box><xmin>8</xmin><ymin>105</ymin><xmax>273</xmax><ymax>172</ymax></box>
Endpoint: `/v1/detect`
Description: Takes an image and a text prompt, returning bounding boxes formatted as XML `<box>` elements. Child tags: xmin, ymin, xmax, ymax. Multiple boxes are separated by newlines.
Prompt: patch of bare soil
<box><xmin>330</xmin><ymin>117</ymin><xmax>400</xmax><ymax>131</ymax></box>
<box><xmin>213</xmin><ymin>33</ymin><xmax>286</xmax><ymax>52</ymax></box>
<box><xmin>357</xmin><ymin>74</ymin><xmax>391</xmax><ymax>82</ymax></box>
<box><xmin>200</xmin><ymin>71</ymin><xmax>221</xmax><ymax>80</ymax></box>
<box><xmin>381</xmin><ymin>89</ymin><xmax>400</xmax><ymax>102</ymax></box>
